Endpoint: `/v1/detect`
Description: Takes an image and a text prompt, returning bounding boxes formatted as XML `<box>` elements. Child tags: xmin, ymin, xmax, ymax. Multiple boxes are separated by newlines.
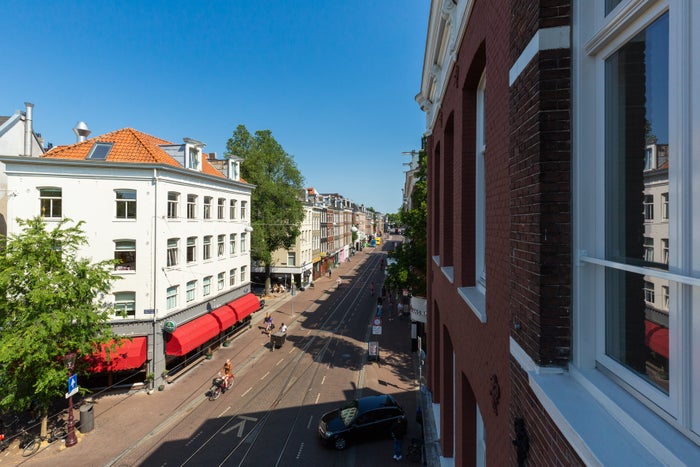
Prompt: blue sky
<box><xmin>1</xmin><ymin>1</ymin><xmax>429</xmax><ymax>214</ymax></box>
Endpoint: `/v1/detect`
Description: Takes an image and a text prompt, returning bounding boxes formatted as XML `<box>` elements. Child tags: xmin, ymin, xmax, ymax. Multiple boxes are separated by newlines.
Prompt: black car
<box><xmin>318</xmin><ymin>394</ymin><xmax>406</xmax><ymax>450</ymax></box>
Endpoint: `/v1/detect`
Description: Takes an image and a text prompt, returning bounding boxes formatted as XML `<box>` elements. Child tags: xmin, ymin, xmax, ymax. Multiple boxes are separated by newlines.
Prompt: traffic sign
<box><xmin>66</xmin><ymin>374</ymin><xmax>78</xmax><ymax>398</ymax></box>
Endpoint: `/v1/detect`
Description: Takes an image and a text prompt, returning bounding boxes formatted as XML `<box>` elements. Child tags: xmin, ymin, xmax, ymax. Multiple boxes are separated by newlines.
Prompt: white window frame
<box><xmin>114</xmin><ymin>291</ymin><xmax>136</xmax><ymax>318</ymax></box>
<box><xmin>240</xmin><ymin>266</ymin><xmax>247</xmax><ymax>283</ymax></box>
<box><xmin>217</xmin><ymin>272</ymin><xmax>225</xmax><ymax>290</ymax></box>
<box><xmin>166</xmin><ymin>285</ymin><xmax>178</xmax><ymax>310</ymax></box>
<box><xmin>187</xmin><ymin>194</ymin><xmax>197</xmax><ymax>219</ymax></box>
<box><xmin>241</xmin><ymin>201</ymin><xmax>247</xmax><ymax>220</ymax></box>
<box><xmin>230</xmin><ymin>233</ymin><xmax>237</xmax><ymax>256</ymax></box>
<box><xmin>167</xmin><ymin>238</ymin><xmax>179</xmax><ymax>267</ymax></box>
<box><xmin>167</xmin><ymin>192</ymin><xmax>179</xmax><ymax>219</ymax></box>
<box><xmin>115</xmin><ymin>189</ymin><xmax>136</xmax><ymax>219</ymax></box>
<box><xmin>187</xmin><ymin>237</ymin><xmax>197</xmax><ymax>263</ymax></box>
<box><xmin>218</xmin><ymin>198</ymin><xmax>225</xmax><ymax>219</ymax></box>
<box><xmin>574</xmin><ymin>0</ymin><xmax>700</xmax><ymax>454</ymax></box>
<box><xmin>114</xmin><ymin>240</ymin><xmax>136</xmax><ymax>271</ymax></box>
<box><xmin>203</xmin><ymin>196</ymin><xmax>212</xmax><ymax>219</ymax></box>
<box><xmin>230</xmin><ymin>199</ymin><xmax>237</xmax><ymax>219</ymax></box>
<box><xmin>203</xmin><ymin>276</ymin><xmax>212</xmax><ymax>296</ymax></box>
<box><xmin>39</xmin><ymin>187</ymin><xmax>62</xmax><ymax>219</ymax></box>
<box><xmin>240</xmin><ymin>233</ymin><xmax>247</xmax><ymax>253</ymax></box>
<box><xmin>218</xmin><ymin>234</ymin><xmax>225</xmax><ymax>257</ymax></box>
<box><xmin>186</xmin><ymin>280</ymin><xmax>196</xmax><ymax>302</ymax></box>
<box><xmin>203</xmin><ymin>235</ymin><xmax>212</xmax><ymax>260</ymax></box>
<box><xmin>230</xmin><ymin>268</ymin><xmax>237</xmax><ymax>287</ymax></box>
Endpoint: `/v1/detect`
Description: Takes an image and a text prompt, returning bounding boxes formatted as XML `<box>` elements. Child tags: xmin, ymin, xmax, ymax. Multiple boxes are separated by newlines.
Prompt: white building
<box><xmin>0</xmin><ymin>102</ymin><xmax>45</xmax><ymax>157</ymax></box>
<box><xmin>0</xmin><ymin>127</ymin><xmax>259</xmax><ymax>389</ymax></box>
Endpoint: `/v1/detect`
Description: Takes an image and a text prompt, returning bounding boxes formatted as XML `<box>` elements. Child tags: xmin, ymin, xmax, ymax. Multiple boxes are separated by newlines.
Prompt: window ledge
<box><xmin>520</xmin><ymin>353</ymin><xmax>699</xmax><ymax>465</ymax></box>
<box><xmin>112</xmin><ymin>270</ymin><xmax>136</xmax><ymax>275</ymax></box>
<box><xmin>458</xmin><ymin>286</ymin><xmax>486</xmax><ymax>323</ymax></box>
<box><xmin>441</xmin><ymin>266</ymin><xmax>454</xmax><ymax>284</ymax></box>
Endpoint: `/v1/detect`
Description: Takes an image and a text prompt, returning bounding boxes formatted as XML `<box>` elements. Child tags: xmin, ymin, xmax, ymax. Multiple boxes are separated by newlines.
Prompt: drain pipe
<box><xmin>23</xmin><ymin>102</ymin><xmax>33</xmax><ymax>156</ymax></box>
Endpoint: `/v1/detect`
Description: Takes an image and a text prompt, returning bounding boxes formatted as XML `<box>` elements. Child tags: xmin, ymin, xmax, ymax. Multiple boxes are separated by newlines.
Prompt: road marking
<box><xmin>288</xmin><ymin>347</ymin><xmax>295</xmax><ymax>354</ymax></box>
<box><xmin>296</xmin><ymin>442</ymin><xmax>305</xmax><ymax>460</ymax></box>
<box><xmin>260</xmin><ymin>371</ymin><xmax>270</xmax><ymax>380</ymax></box>
<box><xmin>306</xmin><ymin>330</ymin><xmax>311</xmax><ymax>335</ymax></box>
<box><xmin>321</xmin><ymin>375</ymin><xmax>326</xmax><ymax>385</ymax></box>
<box><xmin>276</xmin><ymin>358</ymin><xmax>284</xmax><ymax>366</ymax></box>
<box><xmin>217</xmin><ymin>406</ymin><xmax>231</xmax><ymax>417</ymax></box>
<box><xmin>307</xmin><ymin>415</ymin><xmax>313</xmax><ymax>429</ymax></box>
<box><xmin>221</xmin><ymin>415</ymin><xmax>258</xmax><ymax>437</ymax></box>
<box><xmin>241</xmin><ymin>387</ymin><xmax>252</xmax><ymax>397</ymax></box>
<box><xmin>315</xmin><ymin>392</ymin><xmax>321</xmax><ymax>404</ymax></box>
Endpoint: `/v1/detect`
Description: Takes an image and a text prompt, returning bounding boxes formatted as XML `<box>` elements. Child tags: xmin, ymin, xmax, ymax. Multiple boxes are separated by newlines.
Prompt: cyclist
<box><xmin>222</xmin><ymin>359</ymin><xmax>233</xmax><ymax>390</ymax></box>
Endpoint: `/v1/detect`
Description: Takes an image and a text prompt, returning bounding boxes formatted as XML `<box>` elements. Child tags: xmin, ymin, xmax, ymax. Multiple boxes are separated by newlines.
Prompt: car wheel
<box><xmin>334</xmin><ymin>436</ymin><xmax>347</xmax><ymax>450</ymax></box>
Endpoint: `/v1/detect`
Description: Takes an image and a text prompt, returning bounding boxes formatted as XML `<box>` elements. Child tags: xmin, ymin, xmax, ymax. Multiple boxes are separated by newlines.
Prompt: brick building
<box><xmin>417</xmin><ymin>1</ymin><xmax>700</xmax><ymax>465</ymax></box>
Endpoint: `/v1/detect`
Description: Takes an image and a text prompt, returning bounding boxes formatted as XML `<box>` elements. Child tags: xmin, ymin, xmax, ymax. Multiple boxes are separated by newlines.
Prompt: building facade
<box><xmin>0</xmin><ymin>127</ymin><xmax>258</xmax><ymax>390</ymax></box>
<box><xmin>417</xmin><ymin>0</ymin><xmax>700</xmax><ymax>465</ymax></box>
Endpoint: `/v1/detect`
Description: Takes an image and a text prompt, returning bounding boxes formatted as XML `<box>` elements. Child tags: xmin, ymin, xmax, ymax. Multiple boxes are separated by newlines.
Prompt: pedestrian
<box><xmin>391</xmin><ymin>418</ymin><xmax>407</xmax><ymax>461</ymax></box>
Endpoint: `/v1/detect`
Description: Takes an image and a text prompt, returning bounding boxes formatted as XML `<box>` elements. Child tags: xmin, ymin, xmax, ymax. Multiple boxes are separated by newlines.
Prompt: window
<box><xmin>166</xmin><ymin>286</ymin><xmax>178</xmax><ymax>310</ymax></box>
<box><xmin>218</xmin><ymin>198</ymin><xmax>225</xmax><ymax>219</ymax></box>
<box><xmin>203</xmin><ymin>235</ymin><xmax>212</xmax><ymax>260</ymax></box>
<box><xmin>643</xmin><ymin>237</ymin><xmax>654</xmax><ymax>263</ymax></box>
<box><xmin>287</xmin><ymin>251</ymin><xmax>296</xmax><ymax>266</ymax></box>
<box><xmin>230</xmin><ymin>199</ymin><xmax>237</xmax><ymax>219</ymax></box>
<box><xmin>204</xmin><ymin>196</ymin><xmax>212</xmax><ymax>219</ymax></box>
<box><xmin>203</xmin><ymin>276</ymin><xmax>212</xmax><ymax>296</ymax></box>
<box><xmin>230</xmin><ymin>233</ymin><xmax>237</xmax><ymax>256</ymax></box>
<box><xmin>661</xmin><ymin>192</ymin><xmax>669</xmax><ymax>220</ymax></box>
<box><xmin>114</xmin><ymin>292</ymin><xmax>136</xmax><ymax>317</ymax></box>
<box><xmin>475</xmin><ymin>72</ymin><xmax>486</xmax><ymax>290</ymax></box>
<box><xmin>240</xmin><ymin>233</ymin><xmax>247</xmax><ymax>253</ymax></box>
<box><xmin>114</xmin><ymin>240</ymin><xmax>136</xmax><ymax>271</ymax></box>
<box><xmin>241</xmin><ymin>201</ymin><xmax>247</xmax><ymax>220</ymax></box>
<box><xmin>186</xmin><ymin>280</ymin><xmax>196</xmax><ymax>302</ymax></box>
<box><xmin>643</xmin><ymin>195</ymin><xmax>654</xmax><ymax>221</ymax></box>
<box><xmin>167</xmin><ymin>238</ymin><xmax>179</xmax><ymax>267</ymax></box>
<box><xmin>240</xmin><ymin>266</ymin><xmax>247</xmax><ymax>283</ymax></box>
<box><xmin>187</xmin><ymin>195</ymin><xmax>197</xmax><ymax>219</ymax></box>
<box><xmin>188</xmin><ymin>147</ymin><xmax>199</xmax><ymax>169</ymax></box>
<box><xmin>87</xmin><ymin>142</ymin><xmax>113</xmax><ymax>160</ymax></box>
<box><xmin>115</xmin><ymin>190</ymin><xmax>136</xmax><ymax>219</ymax></box>
<box><xmin>218</xmin><ymin>235</ymin><xmax>225</xmax><ymax>257</ymax></box>
<box><xmin>217</xmin><ymin>272</ymin><xmax>225</xmax><ymax>290</ymax></box>
<box><xmin>39</xmin><ymin>188</ymin><xmax>62</xmax><ymax>218</ymax></box>
<box><xmin>576</xmin><ymin>7</ymin><xmax>695</xmax><ymax>437</ymax></box>
<box><xmin>230</xmin><ymin>269</ymin><xmax>236</xmax><ymax>286</ymax></box>
<box><xmin>167</xmin><ymin>192</ymin><xmax>179</xmax><ymax>219</ymax></box>
<box><xmin>187</xmin><ymin>237</ymin><xmax>197</xmax><ymax>263</ymax></box>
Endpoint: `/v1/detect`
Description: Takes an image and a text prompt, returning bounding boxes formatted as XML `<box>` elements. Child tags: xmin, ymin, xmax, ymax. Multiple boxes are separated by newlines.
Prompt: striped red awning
<box><xmin>230</xmin><ymin>293</ymin><xmax>261</xmax><ymax>321</ymax></box>
<box><xmin>165</xmin><ymin>314</ymin><xmax>220</xmax><ymax>356</ymax></box>
<box><xmin>88</xmin><ymin>337</ymin><xmax>148</xmax><ymax>372</ymax></box>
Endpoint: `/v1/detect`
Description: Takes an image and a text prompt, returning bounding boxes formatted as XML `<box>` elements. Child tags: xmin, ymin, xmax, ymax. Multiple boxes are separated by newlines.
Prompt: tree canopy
<box><xmin>386</xmin><ymin>149</ymin><xmax>427</xmax><ymax>296</ymax></box>
<box><xmin>225</xmin><ymin>125</ymin><xmax>305</xmax><ymax>273</ymax></box>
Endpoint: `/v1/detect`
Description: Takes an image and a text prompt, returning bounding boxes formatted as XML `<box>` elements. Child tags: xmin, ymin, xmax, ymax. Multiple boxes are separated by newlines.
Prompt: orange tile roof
<box><xmin>42</xmin><ymin>128</ymin><xmax>225</xmax><ymax>178</ymax></box>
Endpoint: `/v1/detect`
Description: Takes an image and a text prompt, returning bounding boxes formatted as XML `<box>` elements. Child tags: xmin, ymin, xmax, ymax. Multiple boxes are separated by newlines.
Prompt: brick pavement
<box><xmin>0</xmin><ymin>243</ymin><xmax>421</xmax><ymax>466</ymax></box>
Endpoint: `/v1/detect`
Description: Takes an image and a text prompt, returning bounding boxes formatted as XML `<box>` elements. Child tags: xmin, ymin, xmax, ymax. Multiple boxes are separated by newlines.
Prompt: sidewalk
<box><xmin>2</xmin><ymin>244</ymin><xmax>420</xmax><ymax>466</ymax></box>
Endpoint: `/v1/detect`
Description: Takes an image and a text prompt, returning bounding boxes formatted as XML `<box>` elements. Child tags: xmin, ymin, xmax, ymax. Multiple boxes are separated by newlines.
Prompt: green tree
<box><xmin>225</xmin><ymin>125</ymin><xmax>305</xmax><ymax>291</ymax></box>
<box><xmin>386</xmin><ymin>149</ymin><xmax>427</xmax><ymax>296</ymax></box>
<box><xmin>0</xmin><ymin>218</ymin><xmax>118</xmax><ymax>436</ymax></box>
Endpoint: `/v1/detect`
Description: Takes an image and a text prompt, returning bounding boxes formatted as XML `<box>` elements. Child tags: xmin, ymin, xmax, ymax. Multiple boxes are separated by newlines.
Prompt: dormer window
<box><xmin>188</xmin><ymin>147</ymin><xmax>200</xmax><ymax>170</ymax></box>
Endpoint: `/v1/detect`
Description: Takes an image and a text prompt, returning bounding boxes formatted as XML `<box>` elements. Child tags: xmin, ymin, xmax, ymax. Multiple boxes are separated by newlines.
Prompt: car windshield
<box><xmin>339</xmin><ymin>401</ymin><xmax>359</xmax><ymax>426</ymax></box>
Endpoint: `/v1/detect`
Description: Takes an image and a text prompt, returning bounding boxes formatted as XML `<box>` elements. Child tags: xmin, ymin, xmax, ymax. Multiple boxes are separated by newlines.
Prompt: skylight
<box><xmin>86</xmin><ymin>142</ymin><xmax>113</xmax><ymax>160</ymax></box>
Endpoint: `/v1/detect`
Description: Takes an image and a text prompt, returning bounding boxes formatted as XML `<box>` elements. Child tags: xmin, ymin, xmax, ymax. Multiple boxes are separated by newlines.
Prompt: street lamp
<box><xmin>63</xmin><ymin>352</ymin><xmax>78</xmax><ymax>447</ymax></box>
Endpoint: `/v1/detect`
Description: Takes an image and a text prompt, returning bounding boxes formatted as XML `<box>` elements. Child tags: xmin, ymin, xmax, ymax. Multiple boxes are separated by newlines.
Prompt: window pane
<box><xmin>605</xmin><ymin>268</ymin><xmax>670</xmax><ymax>394</ymax></box>
<box><xmin>114</xmin><ymin>240</ymin><xmax>136</xmax><ymax>270</ymax></box>
<box><xmin>605</xmin><ymin>13</ymin><xmax>669</xmax><ymax>270</ymax></box>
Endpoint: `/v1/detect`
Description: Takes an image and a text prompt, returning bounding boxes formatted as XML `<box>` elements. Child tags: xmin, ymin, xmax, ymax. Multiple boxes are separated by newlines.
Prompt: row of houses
<box><xmin>0</xmin><ymin>104</ymin><xmax>385</xmax><ymax>390</ymax></box>
<box><xmin>414</xmin><ymin>0</ymin><xmax>699</xmax><ymax>465</ymax></box>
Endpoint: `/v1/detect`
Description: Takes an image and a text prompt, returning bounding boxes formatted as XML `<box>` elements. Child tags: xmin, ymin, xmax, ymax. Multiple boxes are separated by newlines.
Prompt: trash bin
<box><xmin>79</xmin><ymin>404</ymin><xmax>94</xmax><ymax>433</ymax></box>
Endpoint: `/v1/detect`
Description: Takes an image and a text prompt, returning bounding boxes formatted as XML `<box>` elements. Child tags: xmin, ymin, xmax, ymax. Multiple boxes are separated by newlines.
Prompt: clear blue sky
<box><xmin>1</xmin><ymin>1</ymin><xmax>429</xmax><ymax>214</ymax></box>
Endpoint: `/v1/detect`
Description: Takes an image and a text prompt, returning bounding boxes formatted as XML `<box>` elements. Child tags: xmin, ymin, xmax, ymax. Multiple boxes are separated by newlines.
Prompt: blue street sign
<box><xmin>66</xmin><ymin>374</ymin><xmax>78</xmax><ymax>398</ymax></box>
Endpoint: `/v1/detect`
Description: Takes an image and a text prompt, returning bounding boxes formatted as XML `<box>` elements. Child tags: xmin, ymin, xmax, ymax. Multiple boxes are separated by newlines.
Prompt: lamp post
<box><xmin>64</xmin><ymin>352</ymin><xmax>78</xmax><ymax>447</ymax></box>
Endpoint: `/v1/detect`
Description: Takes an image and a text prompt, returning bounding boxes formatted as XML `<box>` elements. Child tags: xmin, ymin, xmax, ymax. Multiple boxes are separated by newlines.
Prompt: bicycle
<box><xmin>208</xmin><ymin>375</ymin><xmax>233</xmax><ymax>400</ymax></box>
<box><xmin>47</xmin><ymin>416</ymin><xmax>67</xmax><ymax>443</ymax></box>
<box><xmin>18</xmin><ymin>427</ymin><xmax>40</xmax><ymax>457</ymax></box>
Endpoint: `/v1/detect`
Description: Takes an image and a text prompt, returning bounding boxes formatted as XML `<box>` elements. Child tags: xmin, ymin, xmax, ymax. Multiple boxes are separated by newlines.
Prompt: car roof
<box><xmin>356</xmin><ymin>395</ymin><xmax>400</xmax><ymax>412</ymax></box>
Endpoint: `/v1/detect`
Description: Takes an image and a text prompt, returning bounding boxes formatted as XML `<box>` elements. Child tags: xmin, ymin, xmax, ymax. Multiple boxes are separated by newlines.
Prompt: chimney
<box><xmin>73</xmin><ymin>121</ymin><xmax>91</xmax><ymax>142</ymax></box>
<box><xmin>24</xmin><ymin>102</ymin><xmax>34</xmax><ymax>157</ymax></box>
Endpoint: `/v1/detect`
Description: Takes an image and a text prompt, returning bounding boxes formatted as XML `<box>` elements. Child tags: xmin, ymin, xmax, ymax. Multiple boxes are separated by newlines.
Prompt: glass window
<box><xmin>188</xmin><ymin>147</ymin><xmax>199</xmax><ymax>169</ymax></box>
<box><xmin>186</xmin><ymin>280</ymin><xmax>196</xmax><ymax>302</ymax></box>
<box><xmin>661</xmin><ymin>192</ymin><xmax>669</xmax><ymax>220</ymax></box>
<box><xmin>643</xmin><ymin>195</ymin><xmax>654</xmax><ymax>221</ymax></box>
<box><xmin>166</xmin><ymin>285</ymin><xmax>178</xmax><ymax>310</ymax></box>
<box><xmin>167</xmin><ymin>238</ymin><xmax>179</xmax><ymax>267</ymax></box>
<box><xmin>115</xmin><ymin>190</ymin><xmax>136</xmax><ymax>219</ymax></box>
<box><xmin>217</xmin><ymin>272</ymin><xmax>225</xmax><ymax>290</ymax></box>
<box><xmin>241</xmin><ymin>201</ymin><xmax>247</xmax><ymax>220</ymax></box>
<box><xmin>39</xmin><ymin>188</ymin><xmax>62</xmax><ymax>218</ymax></box>
<box><xmin>167</xmin><ymin>192</ymin><xmax>179</xmax><ymax>219</ymax></box>
<box><xmin>287</xmin><ymin>251</ymin><xmax>296</xmax><ymax>266</ymax></box>
<box><xmin>203</xmin><ymin>235</ymin><xmax>212</xmax><ymax>260</ymax></box>
<box><xmin>204</xmin><ymin>196</ymin><xmax>212</xmax><ymax>219</ymax></box>
<box><xmin>187</xmin><ymin>237</ymin><xmax>197</xmax><ymax>263</ymax></box>
<box><xmin>240</xmin><ymin>266</ymin><xmax>247</xmax><ymax>283</ymax></box>
<box><xmin>218</xmin><ymin>235</ymin><xmax>225</xmax><ymax>257</ymax></box>
<box><xmin>240</xmin><ymin>233</ymin><xmax>247</xmax><ymax>253</ymax></box>
<box><xmin>218</xmin><ymin>198</ymin><xmax>225</xmax><ymax>219</ymax></box>
<box><xmin>187</xmin><ymin>194</ymin><xmax>197</xmax><ymax>219</ymax></box>
<box><xmin>230</xmin><ymin>199</ymin><xmax>237</xmax><ymax>219</ymax></box>
<box><xmin>230</xmin><ymin>233</ymin><xmax>237</xmax><ymax>256</ymax></box>
<box><xmin>203</xmin><ymin>276</ymin><xmax>212</xmax><ymax>296</ymax></box>
<box><xmin>643</xmin><ymin>237</ymin><xmax>654</xmax><ymax>263</ymax></box>
<box><xmin>114</xmin><ymin>292</ymin><xmax>136</xmax><ymax>317</ymax></box>
<box><xmin>114</xmin><ymin>240</ymin><xmax>136</xmax><ymax>271</ymax></box>
<box><xmin>230</xmin><ymin>268</ymin><xmax>236</xmax><ymax>286</ymax></box>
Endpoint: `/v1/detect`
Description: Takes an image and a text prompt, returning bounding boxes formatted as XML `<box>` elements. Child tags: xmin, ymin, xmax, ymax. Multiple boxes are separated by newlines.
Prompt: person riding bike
<box><xmin>222</xmin><ymin>359</ymin><xmax>234</xmax><ymax>390</ymax></box>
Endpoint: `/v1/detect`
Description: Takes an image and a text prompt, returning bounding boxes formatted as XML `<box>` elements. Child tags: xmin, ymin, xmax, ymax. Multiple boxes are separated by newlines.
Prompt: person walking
<box><xmin>390</xmin><ymin>418</ymin><xmax>407</xmax><ymax>461</ymax></box>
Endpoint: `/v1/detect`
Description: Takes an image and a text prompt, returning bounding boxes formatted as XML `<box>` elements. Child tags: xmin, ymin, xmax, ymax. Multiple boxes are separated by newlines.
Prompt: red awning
<box><xmin>166</xmin><ymin>314</ymin><xmax>221</xmax><ymax>356</ymax></box>
<box><xmin>89</xmin><ymin>337</ymin><xmax>147</xmax><ymax>372</ymax></box>
<box><xmin>645</xmin><ymin>320</ymin><xmax>669</xmax><ymax>359</ymax></box>
<box><xmin>230</xmin><ymin>293</ymin><xmax>261</xmax><ymax>321</ymax></box>
<box><xmin>211</xmin><ymin>304</ymin><xmax>237</xmax><ymax>330</ymax></box>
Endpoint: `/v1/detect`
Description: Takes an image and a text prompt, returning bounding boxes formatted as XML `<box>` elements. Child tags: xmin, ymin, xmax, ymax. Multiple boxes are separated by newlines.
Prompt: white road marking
<box><xmin>321</xmin><ymin>375</ymin><xmax>326</xmax><ymax>385</ymax></box>
<box><xmin>307</xmin><ymin>415</ymin><xmax>313</xmax><ymax>429</ymax></box>
<box><xmin>217</xmin><ymin>406</ymin><xmax>231</xmax><ymax>417</ymax></box>
<box><xmin>241</xmin><ymin>387</ymin><xmax>252</xmax><ymax>397</ymax></box>
<box><xmin>315</xmin><ymin>392</ymin><xmax>321</xmax><ymax>404</ymax></box>
<box><xmin>276</xmin><ymin>358</ymin><xmax>284</xmax><ymax>366</ymax></box>
<box><xmin>260</xmin><ymin>371</ymin><xmax>270</xmax><ymax>380</ymax></box>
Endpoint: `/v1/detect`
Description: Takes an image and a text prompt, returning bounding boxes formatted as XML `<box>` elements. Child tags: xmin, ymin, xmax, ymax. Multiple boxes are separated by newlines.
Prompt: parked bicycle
<box><xmin>18</xmin><ymin>427</ymin><xmax>40</xmax><ymax>457</ymax></box>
